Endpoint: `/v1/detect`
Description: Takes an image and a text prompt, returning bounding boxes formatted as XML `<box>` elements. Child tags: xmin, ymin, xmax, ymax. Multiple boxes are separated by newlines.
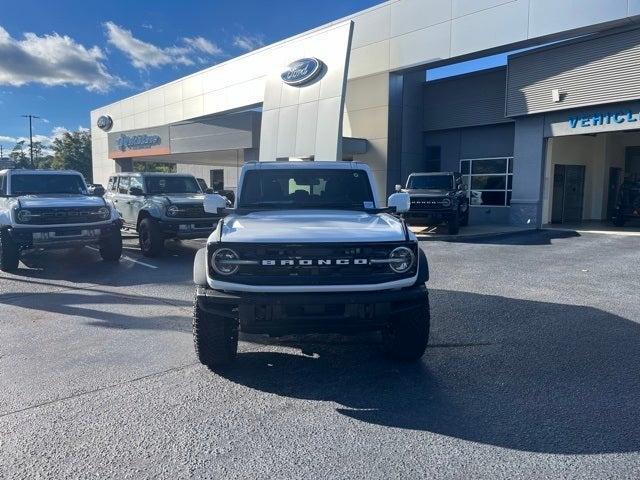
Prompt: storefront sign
<box><xmin>545</xmin><ymin>101</ymin><xmax>640</xmax><ymax>137</ymax></box>
<box><xmin>569</xmin><ymin>110</ymin><xmax>640</xmax><ymax>129</ymax></box>
<box><xmin>281</xmin><ymin>58</ymin><xmax>323</xmax><ymax>86</ymax></box>
<box><xmin>108</xmin><ymin>126</ymin><xmax>170</xmax><ymax>159</ymax></box>
<box><xmin>117</xmin><ymin>133</ymin><xmax>161</xmax><ymax>151</ymax></box>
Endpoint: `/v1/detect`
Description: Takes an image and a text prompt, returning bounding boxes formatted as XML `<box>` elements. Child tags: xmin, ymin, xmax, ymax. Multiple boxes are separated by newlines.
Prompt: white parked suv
<box><xmin>192</xmin><ymin>161</ymin><xmax>430</xmax><ymax>369</ymax></box>
<box><xmin>0</xmin><ymin>169</ymin><xmax>122</xmax><ymax>272</ymax></box>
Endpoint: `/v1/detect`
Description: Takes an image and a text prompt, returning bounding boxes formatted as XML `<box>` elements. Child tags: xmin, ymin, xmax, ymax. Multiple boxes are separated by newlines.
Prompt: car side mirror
<box><xmin>388</xmin><ymin>192</ymin><xmax>410</xmax><ymax>213</ymax></box>
<box><xmin>205</xmin><ymin>188</ymin><xmax>214</xmax><ymax>194</ymax></box>
<box><xmin>395</xmin><ymin>184</ymin><xmax>403</xmax><ymax>193</ymax></box>
<box><xmin>92</xmin><ymin>185</ymin><xmax>105</xmax><ymax>196</ymax></box>
<box><xmin>204</xmin><ymin>193</ymin><xmax>228</xmax><ymax>214</ymax></box>
<box><xmin>128</xmin><ymin>186</ymin><xmax>144</xmax><ymax>196</ymax></box>
<box><xmin>457</xmin><ymin>183</ymin><xmax>464</xmax><ymax>191</ymax></box>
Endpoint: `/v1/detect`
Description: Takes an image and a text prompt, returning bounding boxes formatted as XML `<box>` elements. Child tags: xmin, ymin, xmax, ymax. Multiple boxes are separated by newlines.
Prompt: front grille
<box><xmin>20</xmin><ymin>207</ymin><xmax>107</xmax><ymax>225</ymax></box>
<box><xmin>209</xmin><ymin>242</ymin><xmax>418</xmax><ymax>286</ymax></box>
<box><xmin>172</xmin><ymin>204</ymin><xmax>217</xmax><ymax>219</ymax></box>
<box><xmin>410</xmin><ymin>198</ymin><xmax>447</xmax><ymax>211</ymax></box>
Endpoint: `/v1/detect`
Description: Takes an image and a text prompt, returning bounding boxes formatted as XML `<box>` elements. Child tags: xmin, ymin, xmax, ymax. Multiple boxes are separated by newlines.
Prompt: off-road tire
<box><xmin>138</xmin><ymin>218</ymin><xmax>165</xmax><ymax>257</ymax></box>
<box><xmin>99</xmin><ymin>231</ymin><xmax>123</xmax><ymax>262</ymax></box>
<box><xmin>613</xmin><ymin>212</ymin><xmax>626</xmax><ymax>228</ymax></box>
<box><xmin>0</xmin><ymin>229</ymin><xmax>19</xmax><ymax>273</ymax></box>
<box><xmin>459</xmin><ymin>206</ymin><xmax>470</xmax><ymax>227</ymax></box>
<box><xmin>382</xmin><ymin>296</ymin><xmax>430</xmax><ymax>361</ymax></box>
<box><xmin>448</xmin><ymin>211</ymin><xmax>460</xmax><ymax>235</ymax></box>
<box><xmin>193</xmin><ymin>295</ymin><xmax>239</xmax><ymax>370</ymax></box>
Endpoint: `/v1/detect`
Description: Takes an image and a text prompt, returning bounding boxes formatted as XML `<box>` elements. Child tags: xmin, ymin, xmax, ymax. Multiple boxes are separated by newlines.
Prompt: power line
<box><xmin>21</xmin><ymin>114</ymin><xmax>40</xmax><ymax>169</ymax></box>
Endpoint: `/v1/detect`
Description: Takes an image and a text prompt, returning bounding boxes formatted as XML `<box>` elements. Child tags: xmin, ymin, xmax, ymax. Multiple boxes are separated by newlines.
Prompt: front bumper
<box><xmin>196</xmin><ymin>284</ymin><xmax>428</xmax><ymax>335</ymax></box>
<box><xmin>404</xmin><ymin>210</ymin><xmax>454</xmax><ymax>223</ymax></box>
<box><xmin>9</xmin><ymin>220</ymin><xmax>121</xmax><ymax>249</ymax></box>
<box><xmin>158</xmin><ymin>218</ymin><xmax>218</xmax><ymax>239</ymax></box>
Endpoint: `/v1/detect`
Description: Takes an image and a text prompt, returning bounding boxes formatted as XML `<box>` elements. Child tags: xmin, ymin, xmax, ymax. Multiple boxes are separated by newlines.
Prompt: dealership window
<box><xmin>460</xmin><ymin>157</ymin><xmax>513</xmax><ymax>207</ymax></box>
<box><xmin>210</xmin><ymin>169</ymin><xmax>224</xmax><ymax>192</ymax></box>
<box><xmin>424</xmin><ymin>146</ymin><xmax>441</xmax><ymax>172</ymax></box>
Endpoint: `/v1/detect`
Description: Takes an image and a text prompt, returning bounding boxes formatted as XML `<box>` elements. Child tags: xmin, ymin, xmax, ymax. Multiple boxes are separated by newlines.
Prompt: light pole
<box><xmin>21</xmin><ymin>114</ymin><xmax>40</xmax><ymax>169</ymax></box>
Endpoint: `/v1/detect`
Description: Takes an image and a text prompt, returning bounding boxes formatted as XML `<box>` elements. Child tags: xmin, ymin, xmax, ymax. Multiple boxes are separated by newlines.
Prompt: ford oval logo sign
<box><xmin>97</xmin><ymin>115</ymin><xmax>113</xmax><ymax>132</ymax></box>
<box><xmin>281</xmin><ymin>58</ymin><xmax>323</xmax><ymax>86</ymax></box>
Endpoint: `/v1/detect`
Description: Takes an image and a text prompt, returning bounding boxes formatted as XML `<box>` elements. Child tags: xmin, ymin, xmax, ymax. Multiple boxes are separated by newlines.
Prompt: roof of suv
<box><xmin>0</xmin><ymin>169</ymin><xmax>84</xmax><ymax>176</ymax></box>
<box><xmin>243</xmin><ymin>160</ymin><xmax>370</xmax><ymax>171</ymax></box>
<box><xmin>110</xmin><ymin>172</ymin><xmax>196</xmax><ymax>177</ymax></box>
<box><xmin>408</xmin><ymin>172</ymin><xmax>457</xmax><ymax>177</ymax></box>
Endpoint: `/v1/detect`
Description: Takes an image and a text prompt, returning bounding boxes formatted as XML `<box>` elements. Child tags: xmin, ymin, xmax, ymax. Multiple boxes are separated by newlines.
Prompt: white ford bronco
<box><xmin>0</xmin><ymin>169</ymin><xmax>122</xmax><ymax>272</ymax></box>
<box><xmin>192</xmin><ymin>161</ymin><xmax>430</xmax><ymax>369</ymax></box>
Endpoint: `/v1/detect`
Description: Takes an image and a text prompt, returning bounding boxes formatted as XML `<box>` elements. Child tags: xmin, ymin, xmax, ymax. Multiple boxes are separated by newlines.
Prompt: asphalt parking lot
<box><xmin>1</xmin><ymin>230</ymin><xmax>639</xmax><ymax>479</ymax></box>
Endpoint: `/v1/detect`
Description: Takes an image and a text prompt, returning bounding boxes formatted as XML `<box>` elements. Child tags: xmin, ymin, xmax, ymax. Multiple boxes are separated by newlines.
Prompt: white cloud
<box><xmin>0</xmin><ymin>126</ymin><xmax>75</xmax><ymax>155</ymax></box>
<box><xmin>0</xmin><ymin>25</ymin><xmax>125</xmax><ymax>92</ymax></box>
<box><xmin>104</xmin><ymin>22</ymin><xmax>223</xmax><ymax>70</ymax></box>
<box><xmin>233</xmin><ymin>34</ymin><xmax>265</xmax><ymax>52</ymax></box>
<box><xmin>183</xmin><ymin>36</ymin><xmax>223</xmax><ymax>56</ymax></box>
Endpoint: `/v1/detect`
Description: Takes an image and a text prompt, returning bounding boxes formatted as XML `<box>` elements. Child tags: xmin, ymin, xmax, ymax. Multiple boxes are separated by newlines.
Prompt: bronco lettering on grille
<box><xmin>261</xmin><ymin>259</ymin><xmax>369</xmax><ymax>266</ymax></box>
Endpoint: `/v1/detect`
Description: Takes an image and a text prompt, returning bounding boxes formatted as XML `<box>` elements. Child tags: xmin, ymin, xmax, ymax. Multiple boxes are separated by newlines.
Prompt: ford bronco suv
<box><xmin>106</xmin><ymin>172</ymin><xmax>221</xmax><ymax>257</ymax></box>
<box><xmin>401</xmin><ymin>172</ymin><xmax>469</xmax><ymax>235</ymax></box>
<box><xmin>0</xmin><ymin>169</ymin><xmax>122</xmax><ymax>272</ymax></box>
<box><xmin>192</xmin><ymin>161</ymin><xmax>430</xmax><ymax>369</ymax></box>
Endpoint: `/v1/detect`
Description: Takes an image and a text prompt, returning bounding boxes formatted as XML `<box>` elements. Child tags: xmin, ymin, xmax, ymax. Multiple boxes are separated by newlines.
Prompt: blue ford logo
<box><xmin>281</xmin><ymin>58</ymin><xmax>323</xmax><ymax>86</ymax></box>
<box><xmin>97</xmin><ymin>115</ymin><xmax>113</xmax><ymax>131</ymax></box>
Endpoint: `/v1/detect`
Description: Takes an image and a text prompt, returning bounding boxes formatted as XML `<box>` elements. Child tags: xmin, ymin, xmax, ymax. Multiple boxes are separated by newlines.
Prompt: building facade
<box><xmin>91</xmin><ymin>0</ymin><xmax>640</xmax><ymax>227</ymax></box>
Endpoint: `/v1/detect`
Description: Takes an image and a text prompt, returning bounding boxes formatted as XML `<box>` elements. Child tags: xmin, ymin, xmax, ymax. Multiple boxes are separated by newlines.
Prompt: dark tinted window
<box><xmin>145</xmin><ymin>176</ymin><xmax>200</xmax><ymax>194</ymax></box>
<box><xmin>210</xmin><ymin>170</ymin><xmax>224</xmax><ymax>191</ymax></box>
<box><xmin>407</xmin><ymin>175</ymin><xmax>453</xmax><ymax>190</ymax></box>
<box><xmin>10</xmin><ymin>174</ymin><xmax>87</xmax><ymax>195</ymax></box>
<box><xmin>118</xmin><ymin>177</ymin><xmax>130</xmax><ymax>194</ymax></box>
<box><xmin>239</xmin><ymin>169</ymin><xmax>374</xmax><ymax>209</ymax></box>
<box><xmin>0</xmin><ymin>175</ymin><xmax>6</xmax><ymax>195</ymax></box>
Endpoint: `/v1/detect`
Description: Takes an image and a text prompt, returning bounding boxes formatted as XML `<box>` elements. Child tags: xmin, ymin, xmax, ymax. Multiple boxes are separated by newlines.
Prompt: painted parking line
<box><xmin>85</xmin><ymin>246</ymin><xmax>158</xmax><ymax>269</ymax></box>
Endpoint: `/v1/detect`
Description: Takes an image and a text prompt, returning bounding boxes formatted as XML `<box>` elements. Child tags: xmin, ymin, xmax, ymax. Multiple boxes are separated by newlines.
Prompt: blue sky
<box><xmin>0</xmin><ymin>0</ymin><xmax>505</xmax><ymax>154</ymax></box>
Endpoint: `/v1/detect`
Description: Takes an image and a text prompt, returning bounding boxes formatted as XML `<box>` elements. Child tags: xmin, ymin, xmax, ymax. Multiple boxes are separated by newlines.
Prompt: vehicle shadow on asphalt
<box><xmin>220</xmin><ymin>288</ymin><xmax>640</xmax><ymax>455</ymax></box>
<box><xmin>439</xmin><ymin>229</ymin><xmax>582</xmax><ymax>245</ymax></box>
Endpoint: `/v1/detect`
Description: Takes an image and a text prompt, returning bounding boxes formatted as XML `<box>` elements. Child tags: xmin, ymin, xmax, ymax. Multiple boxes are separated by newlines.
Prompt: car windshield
<box><xmin>407</xmin><ymin>175</ymin><xmax>453</xmax><ymax>190</ymax></box>
<box><xmin>145</xmin><ymin>176</ymin><xmax>201</xmax><ymax>194</ymax></box>
<box><xmin>10</xmin><ymin>174</ymin><xmax>87</xmax><ymax>195</ymax></box>
<box><xmin>238</xmin><ymin>168</ymin><xmax>375</xmax><ymax>210</ymax></box>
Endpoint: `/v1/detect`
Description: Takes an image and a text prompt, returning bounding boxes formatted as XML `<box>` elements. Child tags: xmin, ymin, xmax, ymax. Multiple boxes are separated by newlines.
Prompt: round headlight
<box><xmin>97</xmin><ymin>207</ymin><xmax>110</xmax><ymax>219</ymax></box>
<box><xmin>389</xmin><ymin>246</ymin><xmax>415</xmax><ymax>273</ymax></box>
<box><xmin>441</xmin><ymin>198</ymin><xmax>452</xmax><ymax>207</ymax></box>
<box><xmin>17</xmin><ymin>209</ymin><xmax>32</xmax><ymax>223</ymax></box>
<box><xmin>211</xmin><ymin>248</ymin><xmax>240</xmax><ymax>276</ymax></box>
<box><xmin>166</xmin><ymin>205</ymin><xmax>180</xmax><ymax>217</ymax></box>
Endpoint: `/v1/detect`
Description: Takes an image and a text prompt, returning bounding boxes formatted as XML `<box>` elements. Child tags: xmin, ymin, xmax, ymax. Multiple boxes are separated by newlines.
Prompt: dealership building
<box><xmin>91</xmin><ymin>0</ymin><xmax>640</xmax><ymax>227</ymax></box>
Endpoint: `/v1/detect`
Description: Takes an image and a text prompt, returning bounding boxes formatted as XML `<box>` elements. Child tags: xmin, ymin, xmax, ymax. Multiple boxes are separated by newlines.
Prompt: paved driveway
<box><xmin>0</xmin><ymin>231</ymin><xmax>638</xmax><ymax>479</ymax></box>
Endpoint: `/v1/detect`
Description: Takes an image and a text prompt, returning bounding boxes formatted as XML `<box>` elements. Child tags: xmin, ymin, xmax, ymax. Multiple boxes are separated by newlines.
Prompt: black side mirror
<box><xmin>205</xmin><ymin>188</ymin><xmax>214</xmax><ymax>194</ymax></box>
<box><xmin>128</xmin><ymin>186</ymin><xmax>144</xmax><ymax>196</ymax></box>
<box><xmin>92</xmin><ymin>185</ymin><xmax>105</xmax><ymax>196</ymax></box>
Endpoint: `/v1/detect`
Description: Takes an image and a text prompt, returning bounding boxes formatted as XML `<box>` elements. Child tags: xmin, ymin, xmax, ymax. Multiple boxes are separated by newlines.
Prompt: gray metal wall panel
<box><xmin>424</xmin><ymin>68</ymin><xmax>511</xmax><ymax>131</ymax></box>
<box><xmin>507</xmin><ymin>28</ymin><xmax>640</xmax><ymax>117</ymax></box>
<box><xmin>425</xmin><ymin>123</ymin><xmax>514</xmax><ymax>173</ymax></box>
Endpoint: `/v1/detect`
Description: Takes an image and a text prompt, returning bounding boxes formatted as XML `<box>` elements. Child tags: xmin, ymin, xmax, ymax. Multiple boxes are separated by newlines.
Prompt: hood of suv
<box><xmin>153</xmin><ymin>193</ymin><xmax>205</xmax><ymax>204</ymax></box>
<box><xmin>405</xmin><ymin>189</ymin><xmax>451</xmax><ymax>197</ymax></box>
<box><xmin>17</xmin><ymin>195</ymin><xmax>106</xmax><ymax>209</ymax></box>
<box><xmin>219</xmin><ymin>210</ymin><xmax>408</xmax><ymax>243</ymax></box>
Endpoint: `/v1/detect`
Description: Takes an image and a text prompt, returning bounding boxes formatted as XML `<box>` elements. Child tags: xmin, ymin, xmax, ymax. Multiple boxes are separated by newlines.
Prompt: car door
<box><xmin>114</xmin><ymin>176</ymin><xmax>136</xmax><ymax>225</ymax></box>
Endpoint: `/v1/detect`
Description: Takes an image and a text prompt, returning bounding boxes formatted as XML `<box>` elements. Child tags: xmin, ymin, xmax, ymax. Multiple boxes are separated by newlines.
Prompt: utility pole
<box><xmin>21</xmin><ymin>114</ymin><xmax>40</xmax><ymax>169</ymax></box>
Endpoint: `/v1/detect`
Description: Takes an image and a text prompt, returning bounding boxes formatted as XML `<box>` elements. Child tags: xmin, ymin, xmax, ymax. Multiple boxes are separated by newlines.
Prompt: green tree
<box><xmin>133</xmin><ymin>161</ymin><xmax>176</xmax><ymax>173</ymax></box>
<box><xmin>9</xmin><ymin>140</ymin><xmax>29</xmax><ymax>168</ymax></box>
<box><xmin>51</xmin><ymin>130</ymin><xmax>92</xmax><ymax>182</ymax></box>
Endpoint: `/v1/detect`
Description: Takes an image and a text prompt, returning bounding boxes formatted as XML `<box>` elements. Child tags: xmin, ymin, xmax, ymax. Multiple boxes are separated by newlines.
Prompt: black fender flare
<box><xmin>193</xmin><ymin>247</ymin><xmax>208</xmax><ymax>286</ymax></box>
<box><xmin>415</xmin><ymin>247</ymin><xmax>429</xmax><ymax>285</ymax></box>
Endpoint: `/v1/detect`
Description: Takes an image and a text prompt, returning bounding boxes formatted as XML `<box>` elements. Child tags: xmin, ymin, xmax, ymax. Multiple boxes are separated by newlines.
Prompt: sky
<box><xmin>0</xmin><ymin>0</ymin><xmax>505</xmax><ymax>156</ymax></box>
